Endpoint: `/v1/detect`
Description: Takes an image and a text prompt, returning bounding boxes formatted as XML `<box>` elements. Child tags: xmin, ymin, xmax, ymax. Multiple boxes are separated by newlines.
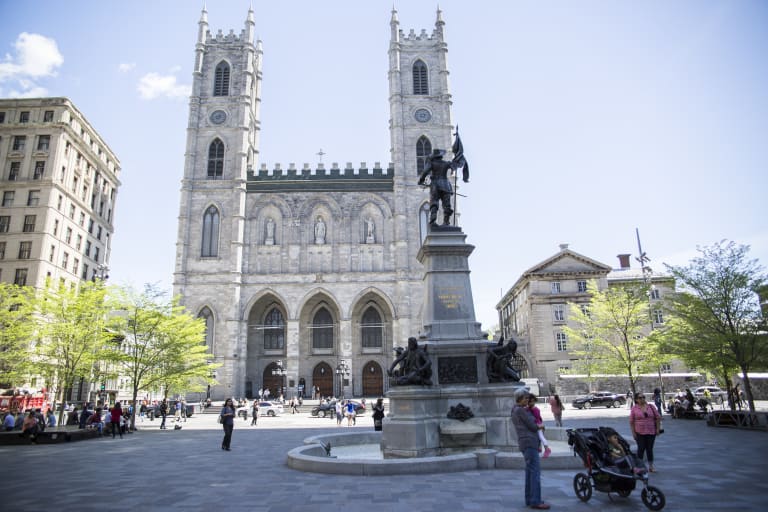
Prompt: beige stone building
<box><xmin>173</xmin><ymin>8</ymin><xmax>460</xmax><ymax>400</ymax></box>
<box><xmin>496</xmin><ymin>244</ymin><xmax>676</xmax><ymax>393</ymax></box>
<box><xmin>0</xmin><ymin>97</ymin><xmax>120</xmax><ymax>289</ymax></box>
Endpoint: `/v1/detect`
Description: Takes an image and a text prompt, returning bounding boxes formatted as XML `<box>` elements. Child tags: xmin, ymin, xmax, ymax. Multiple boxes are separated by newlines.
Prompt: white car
<box><xmin>237</xmin><ymin>401</ymin><xmax>284</xmax><ymax>419</ymax></box>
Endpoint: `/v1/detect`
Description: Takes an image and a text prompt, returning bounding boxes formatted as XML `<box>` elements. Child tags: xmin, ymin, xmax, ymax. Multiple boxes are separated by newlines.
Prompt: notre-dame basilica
<box><xmin>173</xmin><ymin>7</ymin><xmax>459</xmax><ymax>400</ymax></box>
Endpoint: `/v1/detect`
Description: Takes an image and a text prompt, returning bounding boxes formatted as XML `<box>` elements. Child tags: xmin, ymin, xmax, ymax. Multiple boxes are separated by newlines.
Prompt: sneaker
<box><xmin>543</xmin><ymin>446</ymin><xmax>552</xmax><ymax>459</ymax></box>
<box><xmin>530</xmin><ymin>503</ymin><xmax>551</xmax><ymax>510</ymax></box>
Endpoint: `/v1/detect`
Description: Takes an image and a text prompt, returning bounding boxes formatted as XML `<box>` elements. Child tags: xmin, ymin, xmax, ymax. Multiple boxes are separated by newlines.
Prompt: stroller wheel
<box><xmin>641</xmin><ymin>485</ymin><xmax>666</xmax><ymax>511</ymax></box>
<box><xmin>573</xmin><ymin>473</ymin><xmax>592</xmax><ymax>502</ymax></box>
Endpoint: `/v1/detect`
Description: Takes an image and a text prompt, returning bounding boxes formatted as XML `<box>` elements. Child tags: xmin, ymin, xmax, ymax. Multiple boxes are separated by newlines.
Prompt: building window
<box><xmin>2</xmin><ymin>191</ymin><xmax>14</xmax><ymax>207</ymax></box>
<box><xmin>312</xmin><ymin>308</ymin><xmax>334</xmax><ymax>350</ymax></box>
<box><xmin>79</xmin><ymin>212</ymin><xmax>85</xmax><ymax>226</ymax></box>
<box><xmin>69</xmin><ymin>204</ymin><xmax>75</xmax><ymax>218</ymax></box>
<box><xmin>37</xmin><ymin>135</ymin><xmax>50</xmax><ymax>151</ymax></box>
<box><xmin>8</xmin><ymin>162</ymin><xmax>20</xmax><ymax>180</ymax></box>
<box><xmin>27</xmin><ymin>190</ymin><xmax>40</xmax><ymax>206</ymax></box>
<box><xmin>72</xmin><ymin>258</ymin><xmax>79</xmax><ymax>274</ymax></box>
<box><xmin>412</xmin><ymin>59</ymin><xmax>428</xmax><ymax>95</ymax></box>
<box><xmin>660</xmin><ymin>363</ymin><xmax>672</xmax><ymax>373</ymax></box>
<box><xmin>62</xmin><ymin>252</ymin><xmax>69</xmax><ymax>268</ymax></box>
<box><xmin>14</xmin><ymin>269</ymin><xmax>28</xmax><ymax>286</ymax></box>
<box><xmin>23</xmin><ymin>215</ymin><xmax>35</xmax><ymax>233</ymax></box>
<box><xmin>653</xmin><ymin>309</ymin><xmax>664</xmax><ymax>324</ymax></box>
<box><xmin>93</xmin><ymin>247</ymin><xmax>99</xmax><ymax>262</ymax></box>
<box><xmin>96</xmin><ymin>226</ymin><xmax>102</xmax><ymax>240</ymax></box>
<box><xmin>43</xmin><ymin>110</ymin><xmax>54</xmax><ymax>122</ymax></box>
<box><xmin>81</xmin><ymin>263</ymin><xmax>89</xmax><ymax>280</ymax></box>
<box><xmin>577</xmin><ymin>280</ymin><xmax>588</xmax><ymax>292</ymax></box>
<box><xmin>553</xmin><ymin>304</ymin><xmax>566</xmax><ymax>323</ymax></box>
<box><xmin>213</xmin><ymin>61</ymin><xmax>230</xmax><ymax>96</ymax></box>
<box><xmin>65</xmin><ymin>227</ymin><xmax>72</xmax><ymax>244</ymax></box>
<box><xmin>12</xmin><ymin>136</ymin><xmax>26</xmax><ymax>151</ymax></box>
<box><xmin>19</xmin><ymin>111</ymin><xmax>30</xmax><ymax>123</ymax></box>
<box><xmin>207</xmin><ymin>139</ymin><xmax>224</xmax><ymax>178</ymax></box>
<box><xmin>76</xmin><ymin>234</ymin><xmax>82</xmax><ymax>250</ymax></box>
<box><xmin>361</xmin><ymin>307</ymin><xmax>383</xmax><ymax>348</ymax></box>
<box><xmin>551</xmin><ymin>281</ymin><xmax>561</xmax><ymax>294</ymax></box>
<box><xmin>201</xmin><ymin>205</ymin><xmax>220</xmax><ymax>257</ymax></box>
<box><xmin>0</xmin><ymin>112</ymin><xmax>5</xmax><ymax>123</ymax></box>
<box><xmin>650</xmin><ymin>288</ymin><xmax>660</xmax><ymax>300</ymax></box>
<box><xmin>580</xmin><ymin>304</ymin><xmax>591</xmax><ymax>318</ymax></box>
<box><xmin>0</xmin><ymin>242</ymin><xmax>4</xmax><ymax>259</ymax></box>
<box><xmin>53</xmin><ymin>219</ymin><xmax>59</xmax><ymax>236</ymax></box>
<box><xmin>18</xmin><ymin>241</ymin><xmax>32</xmax><ymax>259</ymax></box>
<box><xmin>88</xmin><ymin>218</ymin><xmax>94</xmax><ymax>233</ymax></box>
<box><xmin>198</xmin><ymin>307</ymin><xmax>214</xmax><ymax>353</ymax></box>
<box><xmin>263</xmin><ymin>307</ymin><xmax>286</xmax><ymax>350</ymax></box>
<box><xmin>0</xmin><ymin>216</ymin><xmax>10</xmax><ymax>233</ymax></box>
<box><xmin>33</xmin><ymin>161</ymin><xmax>45</xmax><ymax>179</ymax></box>
<box><xmin>416</xmin><ymin>135</ymin><xmax>432</xmax><ymax>175</ymax></box>
<box><xmin>556</xmin><ymin>332</ymin><xmax>568</xmax><ymax>351</ymax></box>
<box><xmin>85</xmin><ymin>241</ymin><xmax>91</xmax><ymax>257</ymax></box>
<box><xmin>49</xmin><ymin>245</ymin><xmax>55</xmax><ymax>262</ymax></box>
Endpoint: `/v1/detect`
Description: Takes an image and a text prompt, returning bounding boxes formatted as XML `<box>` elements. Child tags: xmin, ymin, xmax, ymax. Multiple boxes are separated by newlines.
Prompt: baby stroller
<box><xmin>567</xmin><ymin>427</ymin><xmax>665</xmax><ymax>510</ymax></box>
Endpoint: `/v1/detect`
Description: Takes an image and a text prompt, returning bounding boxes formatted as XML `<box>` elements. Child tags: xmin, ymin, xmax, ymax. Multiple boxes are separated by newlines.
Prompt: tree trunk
<box><xmin>740</xmin><ymin>368</ymin><xmax>755</xmax><ymax>412</ymax></box>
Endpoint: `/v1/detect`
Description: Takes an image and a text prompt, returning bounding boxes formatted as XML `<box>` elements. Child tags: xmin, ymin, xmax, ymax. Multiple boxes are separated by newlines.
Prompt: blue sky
<box><xmin>1</xmin><ymin>1</ymin><xmax>766</xmax><ymax>330</ymax></box>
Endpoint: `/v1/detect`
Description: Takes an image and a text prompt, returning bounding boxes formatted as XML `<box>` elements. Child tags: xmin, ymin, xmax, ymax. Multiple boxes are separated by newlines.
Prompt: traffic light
<box><xmin>100</xmin><ymin>383</ymin><xmax>105</xmax><ymax>391</ymax></box>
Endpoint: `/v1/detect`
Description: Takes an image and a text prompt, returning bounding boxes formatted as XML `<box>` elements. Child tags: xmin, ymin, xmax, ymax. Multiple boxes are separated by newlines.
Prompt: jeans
<box><xmin>111</xmin><ymin>422</ymin><xmax>122</xmax><ymax>438</ymax></box>
<box><xmin>522</xmin><ymin>446</ymin><xmax>542</xmax><ymax>506</ymax></box>
<box><xmin>635</xmin><ymin>433</ymin><xmax>657</xmax><ymax>463</ymax></box>
<box><xmin>222</xmin><ymin>423</ymin><xmax>233</xmax><ymax>449</ymax></box>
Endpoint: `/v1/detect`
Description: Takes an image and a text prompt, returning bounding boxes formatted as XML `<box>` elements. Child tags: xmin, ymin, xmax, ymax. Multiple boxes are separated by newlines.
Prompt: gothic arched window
<box><xmin>312</xmin><ymin>307</ymin><xmax>334</xmax><ymax>350</ymax></box>
<box><xmin>263</xmin><ymin>307</ymin><xmax>286</xmax><ymax>350</ymax></box>
<box><xmin>412</xmin><ymin>59</ymin><xmax>428</xmax><ymax>95</ymax></box>
<box><xmin>416</xmin><ymin>136</ymin><xmax>432</xmax><ymax>175</ymax></box>
<box><xmin>361</xmin><ymin>307</ymin><xmax>383</xmax><ymax>348</ymax></box>
<box><xmin>207</xmin><ymin>138</ymin><xmax>224</xmax><ymax>179</ymax></box>
<box><xmin>201</xmin><ymin>205</ymin><xmax>220</xmax><ymax>257</ymax></box>
<box><xmin>213</xmin><ymin>61</ymin><xmax>230</xmax><ymax>96</ymax></box>
<box><xmin>198</xmin><ymin>307</ymin><xmax>214</xmax><ymax>354</ymax></box>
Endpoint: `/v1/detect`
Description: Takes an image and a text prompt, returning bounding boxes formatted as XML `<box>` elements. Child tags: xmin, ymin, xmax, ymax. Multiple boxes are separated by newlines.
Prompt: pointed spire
<box><xmin>390</xmin><ymin>6</ymin><xmax>399</xmax><ymax>25</ymax></box>
<box><xmin>199</xmin><ymin>2</ymin><xmax>208</xmax><ymax>23</ymax></box>
<box><xmin>436</xmin><ymin>5</ymin><xmax>445</xmax><ymax>25</ymax></box>
<box><xmin>247</xmin><ymin>1</ymin><xmax>255</xmax><ymax>23</ymax></box>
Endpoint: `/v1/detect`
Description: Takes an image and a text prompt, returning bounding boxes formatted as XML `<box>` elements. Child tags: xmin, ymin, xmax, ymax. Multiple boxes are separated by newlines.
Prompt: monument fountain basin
<box><xmin>286</xmin><ymin>429</ymin><xmax>581</xmax><ymax>475</ymax></box>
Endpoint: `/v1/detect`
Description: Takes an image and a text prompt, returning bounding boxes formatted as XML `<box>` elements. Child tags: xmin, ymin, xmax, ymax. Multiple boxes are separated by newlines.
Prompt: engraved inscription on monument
<box><xmin>438</xmin><ymin>356</ymin><xmax>478</xmax><ymax>384</ymax></box>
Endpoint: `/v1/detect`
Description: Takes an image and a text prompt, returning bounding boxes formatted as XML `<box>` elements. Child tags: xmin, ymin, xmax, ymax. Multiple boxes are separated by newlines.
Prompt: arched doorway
<box><xmin>362</xmin><ymin>361</ymin><xmax>384</xmax><ymax>397</ymax></box>
<box><xmin>262</xmin><ymin>362</ymin><xmax>284</xmax><ymax>399</ymax></box>
<box><xmin>313</xmin><ymin>362</ymin><xmax>333</xmax><ymax>399</ymax></box>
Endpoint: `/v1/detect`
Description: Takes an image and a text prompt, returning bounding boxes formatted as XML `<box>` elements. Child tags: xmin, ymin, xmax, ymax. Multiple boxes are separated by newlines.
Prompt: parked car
<box><xmin>571</xmin><ymin>392</ymin><xmax>626</xmax><ymax>409</ymax></box>
<box><xmin>693</xmin><ymin>386</ymin><xmax>727</xmax><ymax>404</ymax></box>
<box><xmin>310</xmin><ymin>400</ymin><xmax>365</xmax><ymax>418</ymax></box>
<box><xmin>238</xmin><ymin>401</ymin><xmax>284</xmax><ymax>418</ymax></box>
<box><xmin>145</xmin><ymin>403</ymin><xmax>194</xmax><ymax>420</ymax></box>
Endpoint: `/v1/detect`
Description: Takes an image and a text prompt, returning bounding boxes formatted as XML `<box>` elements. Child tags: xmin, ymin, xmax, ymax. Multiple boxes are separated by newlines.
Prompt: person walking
<box><xmin>372</xmin><ymin>398</ymin><xmax>385</xmax><ymax>432</ymax></box>
<box><xmin>220</xmin><ymin>398</ymin><xmax>235</xmax><ymax>450</ymax></box>
<box><xmin>653</xmin><ymin>388</ymin><xmax>663</xmax><ymax>415</ymax></box>
<box><xmin>629</xmin><ymin>392</ymin><xmax>661</xmax><ymax>472</ymax></box>
<box><xmin>250</xmin><ymin>401</ymin><xmax>259</xmax><ymax>426</ymax></box>
<box><xmin>547</xmin><ymin>394</ymin><xmax>563</xmax><ymax>427</ymax></box>
<box><xmin>109</xmin><ymin>402</ymin><xmax>123</xmax><ymax>439</ymax></box>
<box><xmin>159</xmin><ymin>399</ymin><xmax>168</xmax><ymax>430</ymax></box>
<box><xmin>511</xmin><ymin>390</ymin><xmax>550</xmax><ymax>510</ymax></box>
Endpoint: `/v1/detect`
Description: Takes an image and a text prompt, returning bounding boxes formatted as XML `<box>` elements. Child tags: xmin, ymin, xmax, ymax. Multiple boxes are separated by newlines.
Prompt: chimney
<box><xmin>559</xmin><ymin>243</ymin><xmax>569</xmax><ymax>251</ymax></box>
<box><xmin>617</xmin><ymin>254</ymin><xmax>631</xmax><ymax>269</ymax></box>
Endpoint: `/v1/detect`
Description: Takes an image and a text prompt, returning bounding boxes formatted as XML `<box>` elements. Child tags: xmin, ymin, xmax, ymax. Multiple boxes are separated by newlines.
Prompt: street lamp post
<box><xmin>636</xmin><ymin>228</ymin><xmax>665</xmax><ymax>404</ymax></box>
<box><xmin>272</xmin><ymin>360</ymin><xmax>287</xmax><ymax>399</ymax></box>
<box><xmin>335</xmin><ymin>360</ymin><xmax>350</xmax><ymax>399</ymax></box>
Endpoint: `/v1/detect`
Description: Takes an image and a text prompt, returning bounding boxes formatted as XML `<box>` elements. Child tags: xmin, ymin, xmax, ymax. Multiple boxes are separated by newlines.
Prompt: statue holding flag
<box><xmin>417</xmin><ymin>127</ymin><xmax>469</xmax><ymax>227</ymax></box>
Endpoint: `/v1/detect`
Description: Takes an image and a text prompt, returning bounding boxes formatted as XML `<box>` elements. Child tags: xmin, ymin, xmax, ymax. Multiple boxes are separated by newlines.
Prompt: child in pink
<box><xmin>528</xmin><ymin>394</ymin><xmax>551</xmax><ymax>458</ymax></box>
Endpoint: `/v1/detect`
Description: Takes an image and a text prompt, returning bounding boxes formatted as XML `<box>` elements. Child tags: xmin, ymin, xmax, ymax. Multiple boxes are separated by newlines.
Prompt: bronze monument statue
<box><xmin>388</xmin><ymin>337</ymin><xmax>433</xmax><ymax>386</ymax></box>
<box><xmin>418</xmin><ymin>149</ymin><xmax>466</xmax><ymax>226</ymax></box>
<box><xmin>487</xmin><ymin>337</ymin><xmax>522</xmax><ymax>383</ymax></box>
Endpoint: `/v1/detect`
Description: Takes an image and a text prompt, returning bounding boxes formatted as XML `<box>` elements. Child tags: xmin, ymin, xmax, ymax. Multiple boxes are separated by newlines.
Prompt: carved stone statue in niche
<box><xmin>314</xmin><ymin>216</ymin><xmax>326</xmax><ymax>244</ymax></box>
<box><xmin>265</xmin><ymin>217</ymin><xmax>275</xmax><ymax>245</ymax></box>
<box><xmin>365</xmin><ymin>217</ymin><xmax>375</xmax><ymax>244</ymax></box>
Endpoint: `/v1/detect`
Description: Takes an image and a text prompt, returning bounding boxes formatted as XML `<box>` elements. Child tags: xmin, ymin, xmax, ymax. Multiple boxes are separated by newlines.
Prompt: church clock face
<box><xmin>210</xmin><ymin>110</ymin><xmax>227</xmax><ymax>125</ymax></box>
<box><xmin>414</xmin><ymin>108</ymin><xmax>431</xmax><ymax>123</ymax></box>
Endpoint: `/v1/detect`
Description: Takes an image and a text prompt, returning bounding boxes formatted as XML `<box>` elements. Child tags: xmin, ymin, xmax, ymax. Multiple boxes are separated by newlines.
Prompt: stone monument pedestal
<box><xmin>382</xmin><ymin>225</ymin><xmax>526</xmax><ymax>458</ymax></box>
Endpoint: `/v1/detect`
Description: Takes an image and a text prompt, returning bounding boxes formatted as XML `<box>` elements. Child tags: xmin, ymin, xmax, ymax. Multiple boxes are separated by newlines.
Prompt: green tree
<box><xmin>32</xmin><ymin>280</ymin><xmax>115</xmax><ymax>423</ymax></box>
<box><xmin>564</xmin><ymin>282</ymin><xmax>663</xmax><ymax>396</ymax></box>
<box><xmin>0</xmin><ymin>283</ymin><xmax>36</xmax><ymax>385</ymax></box>
<box><xmin>108</xmin><ymin>285</ymin><xmax>217</xmax><ymax>429</ymax></box>
<box><xmin>663</xmin><ymin>240</ymin><xmax>767</xmax><ymax>411</ymax></box>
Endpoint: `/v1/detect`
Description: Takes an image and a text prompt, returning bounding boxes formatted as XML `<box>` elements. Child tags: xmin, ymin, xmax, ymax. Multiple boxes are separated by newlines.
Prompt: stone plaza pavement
<box><xmin>2</xmin><ymin>403</ymin><xmax>767</xmax><ymax>511</ymax></box>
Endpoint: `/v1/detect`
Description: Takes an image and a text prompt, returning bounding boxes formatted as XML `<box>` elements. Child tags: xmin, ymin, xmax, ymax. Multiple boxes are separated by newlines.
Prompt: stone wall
<box><xmin>554</xmin><ymin>374</ymin><xmax>707</xmax><ymax>401</ymax></box>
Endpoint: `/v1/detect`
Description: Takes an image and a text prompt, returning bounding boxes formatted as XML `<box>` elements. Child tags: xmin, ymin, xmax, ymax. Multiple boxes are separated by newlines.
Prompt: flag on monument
<box><xmin>452</xmin><ymin>126</ymin><xmax>469</xmax><ymax>182</ymax></box>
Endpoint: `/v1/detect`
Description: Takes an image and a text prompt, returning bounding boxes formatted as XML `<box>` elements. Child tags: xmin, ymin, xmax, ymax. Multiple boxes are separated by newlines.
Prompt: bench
<box><xmin>673</xmin><ymin>409</ymin><xmax>708</xmax><ymax>420</ymax></box>
<box><xmin>0</xmin><ymin>426</ymin><xmax>99</xmax><ymax>445</ymax></box>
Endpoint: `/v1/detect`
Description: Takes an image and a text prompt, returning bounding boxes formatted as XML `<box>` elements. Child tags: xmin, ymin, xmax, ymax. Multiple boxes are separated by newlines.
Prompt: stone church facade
<box><xmin>173</xmin><ymin>7</ymin><xmax>459</xmax><ymax>400</ymax></box>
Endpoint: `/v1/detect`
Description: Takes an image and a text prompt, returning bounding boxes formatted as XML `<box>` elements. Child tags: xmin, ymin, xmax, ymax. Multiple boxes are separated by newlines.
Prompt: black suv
<box><xmin>310</xmin><ymin>400</ymin><xmax>365</xmax><ymax>417</ymax></box>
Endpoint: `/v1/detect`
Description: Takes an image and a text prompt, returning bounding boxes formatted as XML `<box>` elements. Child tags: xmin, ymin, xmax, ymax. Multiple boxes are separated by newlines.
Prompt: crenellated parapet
<box><xmin>247</xmin><ymin>162</ymin><xmax>395</xmax><ymax>192</ymax></box>
<box><xmin>206</xmin><ymin>28</ymin><xmax>251</xmax><ymax>44</ymax></box>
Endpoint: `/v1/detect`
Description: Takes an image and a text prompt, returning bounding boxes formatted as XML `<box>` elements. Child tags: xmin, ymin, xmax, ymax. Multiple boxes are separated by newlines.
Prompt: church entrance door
<box><xmin>362</xmin><ymin>361</ymin><xmax>384</xmax><ymax>397</ymax></box>
<box><xmin>312</xmin><ymin>362</ymin><xmax>333</xmax><ymax>399</ymax></box>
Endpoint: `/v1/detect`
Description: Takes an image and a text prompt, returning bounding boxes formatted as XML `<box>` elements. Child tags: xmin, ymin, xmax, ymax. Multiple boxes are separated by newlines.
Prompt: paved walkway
<box><xmin>2</xmin><ymin>403</ymin><xmax>766</xmax><ymax>511</ymax></box>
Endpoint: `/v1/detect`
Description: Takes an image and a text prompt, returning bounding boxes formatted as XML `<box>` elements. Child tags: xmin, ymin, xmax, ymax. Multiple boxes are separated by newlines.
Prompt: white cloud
<box><xmin>118</xmin><ymin>62</ymin><xmax>136</xmax><ymax>73</ymax></box>
<box><xmin>137</xmin><ymin>72</ymin><xmax>190</xmax><ymax>100</ymax></box>
<box><xmin>0</xmin><ymin>32</ymin><xmax>63</xmax><ymax>80</ymax></box>
<box><xmin>0</xmin><ymin>32</ymin><xmax>63</xmax><ymax>97</ymax></box>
